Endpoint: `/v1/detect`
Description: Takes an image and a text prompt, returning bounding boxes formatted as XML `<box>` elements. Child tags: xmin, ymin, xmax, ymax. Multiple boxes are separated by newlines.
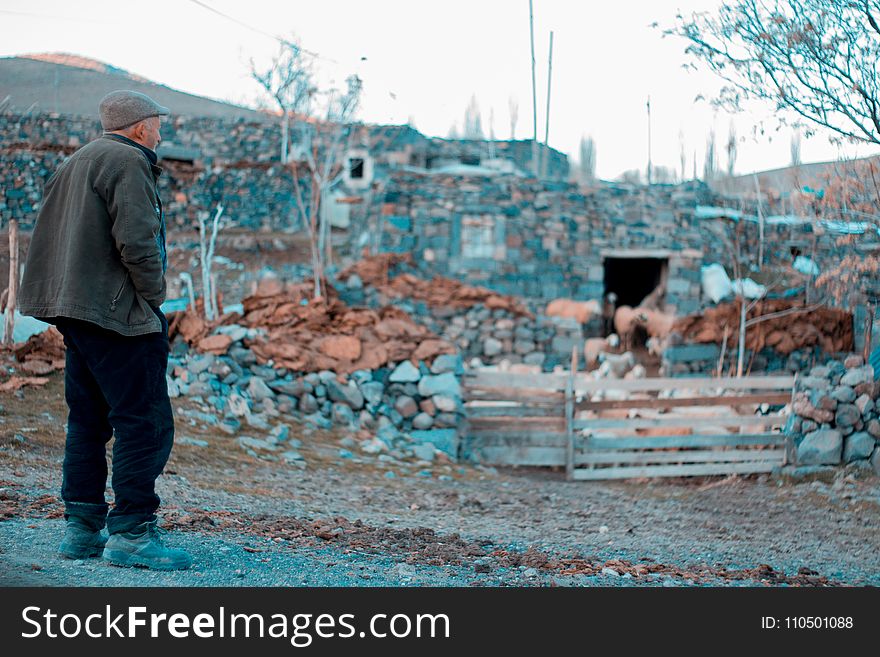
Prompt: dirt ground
<box><xmin>1</xmin><ymin>374</ymin><xmax>878</xmax><ymax>587</ymax></box>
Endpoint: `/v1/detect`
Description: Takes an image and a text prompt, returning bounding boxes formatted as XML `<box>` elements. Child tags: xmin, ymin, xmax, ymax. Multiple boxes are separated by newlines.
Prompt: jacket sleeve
<box><xmin>105</xmin><ymin>156</ymin><xmax>166</xmax><ymax>306</ymax></box>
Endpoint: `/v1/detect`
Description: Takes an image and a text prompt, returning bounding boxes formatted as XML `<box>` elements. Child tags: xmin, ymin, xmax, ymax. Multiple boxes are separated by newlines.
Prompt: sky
<box><xmin>1</xmin><ymin>0</ymin><xmax>877</xmax><ymax>179</ymax></box>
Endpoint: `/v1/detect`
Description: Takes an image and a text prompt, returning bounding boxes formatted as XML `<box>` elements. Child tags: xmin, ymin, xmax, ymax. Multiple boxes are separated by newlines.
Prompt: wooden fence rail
<box><xmin>462</xmin><ymin>350</ymin><xmax>795</xmax><ymax>481</ymax></box>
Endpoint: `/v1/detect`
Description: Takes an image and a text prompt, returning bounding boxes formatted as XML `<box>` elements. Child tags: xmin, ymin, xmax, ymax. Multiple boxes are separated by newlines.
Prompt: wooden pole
<box><xmin>4</xmin><ymin>219</ymin><xmax>19</xmax><ymax>346</ymax></box>
<box><xmin>542</xmin><ymin>30</ymin><xmax>554</xmax><ymax>179</ymax></box>
<box><xmin>565</xmin><ymin>345</ymin><xmax>577</xmax><ymax>480</ymax></box>
<box><xmin>529</xmin><ymin>0</ymin><xmax>538</xmax><ymax>179</ymax></box>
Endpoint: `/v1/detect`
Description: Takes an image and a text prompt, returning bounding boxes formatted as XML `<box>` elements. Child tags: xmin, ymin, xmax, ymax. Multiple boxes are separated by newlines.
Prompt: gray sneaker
<box><xmin>59</xmin><ymin>519</ymin><xmax>107</xmax><ymax>559</ymax></box>
<box><xmin>103</xmin><ymin>520</ymin><xmax>193</xmax><ymax>570</ymax></box>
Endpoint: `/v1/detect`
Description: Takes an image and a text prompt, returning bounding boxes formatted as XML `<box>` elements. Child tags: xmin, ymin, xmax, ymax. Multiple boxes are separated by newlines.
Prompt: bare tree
<box><xmin>463</xmin><ymin>94</ymin><xmax>484</xmax><ymax>140</ymax></box>
<box><xmin>579</xmin><ymin>135</ymin><xmax>596</xmax><ymax>182</ymax></box>
<box><xmin>726</xmin><ymin>121</ymin><xmax>737</xmax><ymax>177</ymax></box>
<box><xmin>249</xmin><ymin>37</ymin><xmax>314</xmax><ymax>164</ymax></box>
<box><xmin>252</xmin><ymin>37</ymin><xmax>362</xmax><ymax>300</ymax></box>
<box><xmin>703</xmin><ymin>129</ymin><xmax>718</xmax><ymax>182</ymax></box>
<box><xmin>790</xmin><ymin>128</ymin><xmax>802</xmax><ymax>166</ymax></box>
<box><xmin>679</xmin><ymin>129</ymin><xmax>687</xmax><ymax>181</ymax></box>
<box><xmin>290</xmin><ymin>74</ymin><xmax>363</xmax><ymax>300</ymax></box>
<box><xmin>447</xmin><ymin>122</ymin><xmax>460</xmax><ymax>140</ymax></box>
<box><xmin>508</xmin><ymin>96</ymin><xmax>519</xmax><ymax>140</ymax></box>
<box><xmin>668</xmin><ymin>1</ymin><xmax>880</xmax><ymax>145</ymax></box>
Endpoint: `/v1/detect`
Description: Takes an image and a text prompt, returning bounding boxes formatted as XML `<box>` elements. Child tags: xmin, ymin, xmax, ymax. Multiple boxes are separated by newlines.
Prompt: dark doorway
<box><xmin>603</xmin><ymin>256</ymin><xmax>668</xmax><ymax>345</ymax></box>
<box><xmin>603</xmin><ymin>257</ymin><xmax>667</xmax><ymax>308</ymax></box>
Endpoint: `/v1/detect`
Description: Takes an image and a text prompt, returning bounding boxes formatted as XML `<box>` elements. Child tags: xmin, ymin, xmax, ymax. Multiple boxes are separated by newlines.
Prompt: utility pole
<box><xmin>529</xmin><ymin>0</ymin><xmax>539</xmax><ymax>178</ymax></box>
<box><xmin>646</xmin><ymin>95</ymin><xmax>652</xmax><ymax>186</ymax></box>
<box><xmin>542</xmin><ymin>30</ymin><xmax>554</xmax><ymax>179</ymax></box>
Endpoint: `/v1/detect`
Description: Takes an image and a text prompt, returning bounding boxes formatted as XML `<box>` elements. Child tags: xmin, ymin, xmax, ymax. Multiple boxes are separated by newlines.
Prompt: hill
<box><xmin>0</xmin><ymin>54</ymin><xmax>267</xmax><ymax>121</ymax></box>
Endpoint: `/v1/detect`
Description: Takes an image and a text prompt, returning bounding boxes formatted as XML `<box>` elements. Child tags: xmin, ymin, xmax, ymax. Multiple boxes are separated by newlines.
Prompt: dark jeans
<box><xmin>55</xmin><ymin>310</ymin><xmax>174</xmax><ymax>535</ymax></box>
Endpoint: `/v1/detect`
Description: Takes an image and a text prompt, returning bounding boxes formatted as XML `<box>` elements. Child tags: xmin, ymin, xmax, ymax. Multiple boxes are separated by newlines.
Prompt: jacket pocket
<box><xmin>109</xmin><ymin>272</ymin><xmax>129</xmax><ymax>311</ymax></box>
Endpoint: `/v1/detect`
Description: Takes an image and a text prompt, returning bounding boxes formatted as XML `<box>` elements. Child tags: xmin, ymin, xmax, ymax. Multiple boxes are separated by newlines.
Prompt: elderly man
<box><xmin>19</xmin><ymin>90</ymin><xmax>191</xmax><ymax>570</ymax></box>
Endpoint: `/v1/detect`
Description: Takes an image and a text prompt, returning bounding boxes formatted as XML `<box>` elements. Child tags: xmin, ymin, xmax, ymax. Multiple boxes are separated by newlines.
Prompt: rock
<box><xmin>319</xmin><ymin>335</ymin><xmax>361</xmax><ymax>361</ymax></box>
<box><xmin>809</xmin><ymin>365</ymin><xmax>831</xmax><ymax>379</ymax></box>
<box><xmin>215</xmin><ymin>324</ymin><xmax>249</xmax><ymax>343</ymax></box>
<box><xmin>281</xmin><ymin>450</ymin><xmax>305</xmax><ymax>464</ymax></box>
<box><xmin>409</xmin><ymin>429</ymin><xmax>459</xmax><ymax>458</ymax></box>
<box><xmin>772</xmin><ymin>464</ymin><xmax>838</xmax><ymax>484</ymax></box>
<box><xmin>523</xmin><ymin>567</ymin><xmax>539</xmax><ymax>579</ymax></box>
<box><xmin>271</xmin><ymin>424</ymin><xmax>290</xmax><ymax>442</ymax></box>
<box><xmin>830</xmin><ymin>385</ymin><xmax>857</xmax><ymax>403</ymax></box>
<box><xmin>298</xmin><ymin>393</ymin><xmax>319</xmax><ymax>414</ymax></box>
<box><xmin>219</xmin><ymin>418</ymin><xmax>241</xmax><ymax>435</ymax></box>
<box><xmin>246</xmin><ymin>413</ymin><xmax>271</xmax><ymax>430</ymax></box>
<box><xmin>523</xmin><ymin>352</ymin><xmax>546</xmax><ymax>366</ymax></box>
<box><xmin>247</xmin><ymin>377</ymin><xmax>275</xmax><ymax>402</ymax></box>
<box><xmin>303</xmin><ymin>413</ymin><xmax>332</xmax><ymax>429</ymax></box>
<box><xmin>430</xmin><ymin>353</ymin><xmax>463</xmax><ymax>375</ymax></box>
<box><xmin>419</xmin><ymin>398</ymin><xmax>437</xmax><ymax>416</ymax></box>
<box><xmin>843</xmin><ymin>432</ymin><xmax>875</xmax><ymax>462</ymax></box>
<box><xmin>792</xmin><ymin>397</ymin><xmax>834</xmax><ymax>424</ymax></box>
<box><xmin>867</xmin><ymin>419</ymin><xmax>880</xmax><ymax>439</ymax></box>
<box><xmin>801</xmin><ymin>419</ymin><xmax>818</xmax><ymax>433</ymax></box>
<box><xmin>418</xmin><ymin>372</ymin><xmax>461</xmax><ymax>398</ymax></box>
<box><xmin>166</xmin><ymin>376</ymin><xmax>180</xmax><ymax>398</ymax></box>
<box><xmin>601</xmin><ymin>567</ymin><xmax>620</xmax><ymax>577</ymax></box>
<box><xmin>797</xmin><ymin>375</ymin><xmax>830</xmax><ymax>391</ymax></box>
<box><xmin>237</xmin><ymin>436</ymin><xmax>277</xmax><ymax>452</ymax></box>
<box><xmin>360</xmin><ymin>381</ymin><xmax>385</xmax><ymax>406</ymax></box>
<box><xmin>835</xmin><ymin>403</ymin><xmax>861</xmax><ymax>427</ymax></box>
<box><xmin>326</xmin><ymin>379</ymin><xmax>364</xmax><ymax>410</ymax></box>
<box><xmin>871</xmin><ymin>447</ymin><xmax>880</xmax><ymax>475</ymax></box>
<box><xmin>176</xmin><ymin>436</ymin><xmax>208</xmax><ymax>447</ymax></box>
<box><xmin>394</xmin><ymin>395</ymin><xmax>418</xmax><ymax>418</ymax></box>
<box><xmin>227</xmin><ymin>393</ymin><xmax>250</xmax><ymax>417</ymax></box>
<box><xmin>840</xmin><ymin>366</ymin><xmax>873</xmax><ymax>387</ymax></box>
<box><xmin>844</xmin><ymin>355</ymin><xmax>864</xmax><ymax>369</ymax></box>
<box><xmin>331</xmin><ymin>403</ymin><xmax>356</xmax><ymax>426</ymax></box>
<box><xmin>389</xmin><ymin>361</ymin><xmax>421</xmax><ymax>383</ymax></box>
<box><xmin>360</xmin><ymin>438</ymin><xmax>387</xmax><ymax>454</ymax></box>
<box><xmin>188</xmin><ymin>354</ymin><xmax>216</xmax><ymax>375</ymax></box>
<box><xmin>796</xmin><ymin>429</ymin><xmax>843</xmax><ymax>465</ymax></box>
<box><xmin>482</xmin><ymin>337</ymin><xmax>503</xmax><ymax>357</ymax></box>
<box><xmin>267</xmin><ymin>379</ymin><xmax>306</xmax><ymax>397</ymax></box>
<box><xmin>411</xmin><ymin>442</ymin><xmax>435</xmax><ymax>461</ymax></box>
<box><xmin>432</xmin><ymin>412</ymin><xmax>459</xmax><ymax>428</ymax></box>
<box><xmin>855</xmin><ymin>394</ymin><xmax>875</xmax><ymax>416</ymax></box>
<box><xmin>432</xmin><ymin>394</ymin><xmax>460</xmax><ymax>413</ymax></box>
<box><xmin>513</xmin><ymin>340</ymin><xmax>536</xmax><ymax>354</ymax></box>
<box><xmin>412</xmin><ymin>412</ymin><xmax>434</xmax><ymax>430</ymax></box>
<box><xmin>808</xmin><ymin>392</ymin><xmax>836</xmax><ymax>412</ymax></box>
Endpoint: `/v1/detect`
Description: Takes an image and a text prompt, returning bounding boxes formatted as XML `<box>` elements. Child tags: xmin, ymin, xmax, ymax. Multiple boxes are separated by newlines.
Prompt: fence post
<box><xmin>565</xmin><ymin>346</ymin><xmax>577</xmax><ymax>480</ymax></box>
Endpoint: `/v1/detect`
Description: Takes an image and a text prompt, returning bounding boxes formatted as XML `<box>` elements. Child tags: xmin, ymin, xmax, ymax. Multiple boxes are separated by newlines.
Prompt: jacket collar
<box><xmin>102</xmin><ymin>133</ymin><xmax>163</xmax><ymax>178</ymax></box>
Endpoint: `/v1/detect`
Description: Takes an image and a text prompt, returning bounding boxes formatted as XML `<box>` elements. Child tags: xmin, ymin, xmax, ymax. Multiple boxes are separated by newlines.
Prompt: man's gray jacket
<box><xmin>19</xmin><ymin>135</ymin><xmax>166</xmax><ymax>336</ymax></box>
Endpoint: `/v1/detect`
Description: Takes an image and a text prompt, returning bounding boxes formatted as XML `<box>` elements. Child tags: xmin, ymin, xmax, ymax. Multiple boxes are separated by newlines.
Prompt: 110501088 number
<box><xmin>785</xmin><ymin>617</ymin><xmax>853</xmax><ymax>629</ymax></box>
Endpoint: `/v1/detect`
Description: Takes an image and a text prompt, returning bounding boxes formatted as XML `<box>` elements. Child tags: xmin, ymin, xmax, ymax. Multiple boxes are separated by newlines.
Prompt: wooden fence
<box><xmin>462</xmin><ymin>359</ymin><xmax>795</xmax><ymax>481</ymax></box>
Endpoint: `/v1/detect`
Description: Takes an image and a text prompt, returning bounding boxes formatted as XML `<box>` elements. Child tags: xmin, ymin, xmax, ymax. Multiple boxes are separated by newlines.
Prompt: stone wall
<box><xmin>167</xmin><ymin>327</ymin><xmax>465</xmax><ymax>462</ymax></box>
<box><xmin>787</xmin><ymin>356</ymin><xmax>879</xmax><ymax>475</ymax></box>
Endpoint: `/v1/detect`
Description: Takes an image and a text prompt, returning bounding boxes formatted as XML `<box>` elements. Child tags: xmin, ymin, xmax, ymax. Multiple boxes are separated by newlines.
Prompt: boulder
<box><xmin>430</xmin><ymin>353</ymin><xmax>464</xmax><ymax>375</ymax></box>
<box><xmin>835</xmin><ymin>403</ymin><xmax>861</xmax><ymax>428</ymax></box>
<box><xmin>855</xmin><ymin>394</ymin><xmax>875</xmax><ymax>417</ymax></box>
<box><xmin>409</xmin><ymin>429</ymin><xmax>459</xmax><ymax>458</ymax></box>
<box><xmin>412</xmin><ymin>412</ymin><xmax>434</xmax><ymax>430</ymax></box>
<box><xmin>268</xmin><ymin>379</ymin><xmax>307</xmax><ymax>397</ymax></box>
<box><xmin>843</xmin><ymin>432</ymin><xmax>876</xmax><ymax>463</ymax></box>
<box><xmin>418</xmin><ymin>372</ymin><xmax>461</xmax><ymax>398</ymax></box>
<box><xmin>247</xmin><ymin>377</ymin><xmax>275</xmax><ymax>402</ymax></box>
<box><xmin>360</xmin><ymin>381</ymin><xmax>385</xmax><ymax>406</ymax></box>
<box><xmin>796</xmin><ymin>429</ymin><xmax>843</xmax><ymax>465</ymax></box>
<box><xmin>389</xmin><ymin>361</ymin><xmax>421</xmax><ymax>383</ymax></box>
<box><xmin>326</xmin><ymin>379</ymin><xmax>364</xmax><ymax>410</ymax></box>
<box><xmin>394</xmin><ymin>395</ymin><xmax>418</xmax><ymax>418</ymax></box>
<box><xmin>482</xmin><ymin>337</ymin><xmax>503</xmax><ymax>357</ymax></box>
<box><xmin>840</xmin><ymin>366</ymin><xmax>873</xmax><ymax>387</ymax></box>
<box><xmin>830</xmin><ymin>385</ymin><xmax>857</xmax><ymax>404</ymax></box>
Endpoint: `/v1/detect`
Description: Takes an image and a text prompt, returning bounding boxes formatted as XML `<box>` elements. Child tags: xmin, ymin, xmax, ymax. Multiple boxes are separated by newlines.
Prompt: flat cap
<box><xmin>99</xmin><ymin>90</ymin><xmax>170</xmax><ymax>131</ymax></box>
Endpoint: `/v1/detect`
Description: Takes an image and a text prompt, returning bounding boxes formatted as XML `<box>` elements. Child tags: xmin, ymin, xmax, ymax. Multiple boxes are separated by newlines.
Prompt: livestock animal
<box><xmin>545</xmin><ymin>298</ymin><xmax>601</xmax><ymax>325</ymax></box>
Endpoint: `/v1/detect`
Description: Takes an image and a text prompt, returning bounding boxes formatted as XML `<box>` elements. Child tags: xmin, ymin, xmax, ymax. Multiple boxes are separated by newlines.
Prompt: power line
<box><xmin>185</xmin><ymin>0</ymin><xmax>334</xmax><ymax>64</ymax></box>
